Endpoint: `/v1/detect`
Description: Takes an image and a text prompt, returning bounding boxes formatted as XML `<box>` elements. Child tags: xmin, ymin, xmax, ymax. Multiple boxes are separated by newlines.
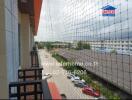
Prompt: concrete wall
<box><xmin>20</xmin><ymin>13</ymin><xmax>31</xmax><ymax>68</ymax></box>
<box><xmin>0</xmin><ymin>0</ymin><xmax>19</xmax><ymax>98</ymax></box>
<box><xmin>5</xmin><ymin>0</ymin><xmax>19</xmax><ymax>82</ymax></box>
<box><xmin>0</xmin><ymin>0</ymin><xmax>35</xmax><ymax>98</ymax></box>
<box><xmin>30</xmin><ymin>27</ymin><xmax>35</xmax><ymax>50</ymax></box>
<box><xmin>0</xmin><ymin>0</ymin><xmax>8</xmax><ymax>98</ymax></box>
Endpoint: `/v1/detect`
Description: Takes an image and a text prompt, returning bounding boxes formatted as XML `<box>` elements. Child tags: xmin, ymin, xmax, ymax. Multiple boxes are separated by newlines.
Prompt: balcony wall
<box><xmin>0</xmin><ymin>0</ymin><xmax>42</xmax><ymax>98</ymax></box>
<box><xmin>19</xmin><ymin>13</ymin><xmax>32</xmax><ymax>68</ymax></box>
<box><xmin>0</xmin><ymin>0</ymin><xmax>19</xmax><ymax>98</ymax></box>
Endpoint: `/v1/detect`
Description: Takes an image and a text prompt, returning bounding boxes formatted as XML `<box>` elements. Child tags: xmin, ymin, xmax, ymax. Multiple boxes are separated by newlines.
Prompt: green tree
<box><xmin>37</xmin><ymin>42</ymin><xmax>44</xmax><ymax>49</ymax></box>
<box><xmin>76</xmin><ymin>41</ymin><xmax>83</xmax><ymax>50</ymax></box>
<box><xmin>110</xmin><ymin>49</ymin><xmax>117</xmax><ymax>54</ymax></box>
<box><xmin>76</xmin><ymin>41</ymin><xmax>91</xmax><ymax>50</ymax></box>
<box><xmin>68</xmin><ymin>43</ymin><xmax>72</xmax><ymax>49</ymax></box>
<box><xmin>45</xmin><ymin>42</ymin><xmax>53</xmax><ymax>51</ymax></box>
<box><xmin>83</xmin><ymin>43</ymin><xmax>91</xmax><ymax>50</ymax></box>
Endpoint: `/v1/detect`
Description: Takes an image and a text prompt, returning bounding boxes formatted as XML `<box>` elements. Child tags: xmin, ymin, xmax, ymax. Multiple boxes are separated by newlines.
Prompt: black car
<box><xmin>74</xmin><ymin>81</ymin><xmax>87</xmax><ymax>88</ymax></box>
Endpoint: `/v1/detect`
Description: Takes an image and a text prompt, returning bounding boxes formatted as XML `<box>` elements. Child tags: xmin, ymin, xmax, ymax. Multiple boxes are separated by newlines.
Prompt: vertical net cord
<box><xmin>119</xmin><ymin>0</ymin><xmax>125</xmax><ymax>90</ymax></box>
<box><xmin>106</xmin><ymin>0</ymin><xmax>110</xmax><ymax>94</ymax></box>
<box><xmin>126</xmin><ymin>0</ymin><xmax>131</xmax><ymax>93</ymax></box>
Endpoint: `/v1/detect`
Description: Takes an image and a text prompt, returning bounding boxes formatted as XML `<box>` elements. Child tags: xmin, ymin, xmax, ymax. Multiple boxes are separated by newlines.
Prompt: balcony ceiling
<box><xmin>18</xmin><ymin>0</ymin><xmax>43</xmax><ymax>35</ymax></box>
<box><xmin>18</xmin><ymin>0</ymin><xmax>34</xmax><ymax>16</ymax></box>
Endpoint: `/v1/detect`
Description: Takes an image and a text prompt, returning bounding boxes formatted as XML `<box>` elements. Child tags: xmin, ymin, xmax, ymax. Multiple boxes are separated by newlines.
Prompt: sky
<box><xmin>35</xmin><ymin>0</ymin><xmax>132</xmax><ymax>42</ymax></box>
<box><xmin>35</xmin><ymin>0</ymin><xmax>65</xmax><ymax>42</ymax></box>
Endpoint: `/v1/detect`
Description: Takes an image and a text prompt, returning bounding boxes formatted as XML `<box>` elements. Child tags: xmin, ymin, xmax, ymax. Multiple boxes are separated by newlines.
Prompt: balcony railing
<box><xmin>18</xmin><ymin>67</ymin><xmax>43</xmax><ymax>81</ymax></box>
<box><xmin>9</xmin><ymin>46</ymin><xmax>62</xmax><ymax>99</ymax></box>
<box><xmin>9</xmin><ymin>46</ymin><xmax>44</xmax><ymax>100</ymax></box>
<box><xmin>9</xmin><ymin>80</ymin><xmax>43</xmax><ymax>100</ymax></box>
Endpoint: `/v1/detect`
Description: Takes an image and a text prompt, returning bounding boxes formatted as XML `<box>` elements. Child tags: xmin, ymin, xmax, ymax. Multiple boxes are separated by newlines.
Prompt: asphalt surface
<box><xmin>57</xmin><ymin>49</ymin><xmax>132</xmax><ymax>95</ymax></box>
<box><xmin>39</xmin><ymin>50</ymin><xmax>95</xmax><ymax>99</ymax></box>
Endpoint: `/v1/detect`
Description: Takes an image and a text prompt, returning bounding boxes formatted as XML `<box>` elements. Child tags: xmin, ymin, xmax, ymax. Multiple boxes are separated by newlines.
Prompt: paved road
<box><xmin>39</xmin><ymin>50</ymin><xmax>94</xmax><ymax>99</ymax></box>
<box><xmin>57</xmin><ymin>49</ymin><xmax>132</xmax><ymax>95</ymax></box>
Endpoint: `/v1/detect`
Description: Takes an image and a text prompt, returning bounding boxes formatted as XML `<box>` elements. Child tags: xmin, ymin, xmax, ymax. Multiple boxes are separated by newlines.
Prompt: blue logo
<box><xmin>102</xmin><ymin>5</ymin><xmax>116</xmax><ymax>16</ymax></box>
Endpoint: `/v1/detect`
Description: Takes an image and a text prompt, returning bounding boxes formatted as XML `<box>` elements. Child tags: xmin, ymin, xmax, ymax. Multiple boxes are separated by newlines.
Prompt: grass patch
<box><xmin>52</xmin><ymin>53</ymin><xmax>67</xmax><ymax>62</ymax></box>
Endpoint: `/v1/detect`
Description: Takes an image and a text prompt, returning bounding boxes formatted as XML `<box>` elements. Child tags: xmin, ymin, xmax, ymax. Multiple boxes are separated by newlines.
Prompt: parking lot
<box><xmin>39</xmin><ymin>50</ymin><xmax>95</xmax><ymax>99</ymax></box>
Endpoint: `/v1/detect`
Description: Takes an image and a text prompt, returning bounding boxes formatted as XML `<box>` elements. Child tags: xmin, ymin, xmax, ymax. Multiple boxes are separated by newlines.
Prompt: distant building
<box><xmin>89</xmin><ymin>40</ymin><xmax>132</xmax><ymax>55</ymax></box>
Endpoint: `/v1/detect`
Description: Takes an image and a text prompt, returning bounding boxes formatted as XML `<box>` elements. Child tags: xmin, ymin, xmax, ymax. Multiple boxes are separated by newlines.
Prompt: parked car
<box><xmin>67</xmin><ymin>73</ymin><xmax>75</xmax><ymax>79</ymax></box>
<box><xmin>82</xmin><ymin>86</ymin><xmax>100</xmax><ymax>97</ymax></box>
<box><xmin>60</xmin><ymin>94</ymin><xmax>67</xmax><ymax>99</ymax></box>
<box><xmin>74</xmin><ymin>81</ymin><xmax>87</xmax><ymax>88</ymax></box>
<box><xmin>81</xmin><ymin>79</ymin><xmax>85</xmax><ymax>83</ymax></box>
<box><xmin>43</xmin><ymin>73</ymin><xmax>52</xmax><ymax>79</ymax></box>
<box><xmin>73</xmin><ymin>79</ymin><xmax>85</xmax><ymax>84</ymax></box>
<box><xmin>71</xmin><ymin>76</ymin><xmax>80</xmax><ymax>82</ymax></box>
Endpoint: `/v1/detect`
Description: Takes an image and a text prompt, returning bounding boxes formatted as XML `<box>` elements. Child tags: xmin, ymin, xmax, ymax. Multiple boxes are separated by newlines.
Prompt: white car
<box><xmin>81</xmin><ymin>79</ymin><xmax>85</xmax><ymax>83</ymax></box>
<box><xmin>43</xmin><ymin>73</ymin><xmax>52</xmax><ymax>79</ymax></box>
<box><xmin>74</xmin><ymin>80</ymin><xmax>87</xmax><ymax>88</ymax></box>
<box><xmin>71</xmin><ymin>76</ymin><xmax>80</xmax><ymax>82</ymax></box>
<box><xmin>73</xmin><ymin>79</ymin><xmax>86</xmax><ymax>84</ymax></box>
<box><xmin>67</xmin><ymin>74</ymin><xmax>75</xmax><ymax>79</ymax></box>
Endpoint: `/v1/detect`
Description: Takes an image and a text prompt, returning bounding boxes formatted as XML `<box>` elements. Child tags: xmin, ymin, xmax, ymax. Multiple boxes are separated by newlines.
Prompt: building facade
<box><xmin>0</xmin><ymin>0</ymin><xmax>42</xmax><ymax>98</ymax></box>
<box><xmin>89</xmin><ymin>40</ymin><xmax>132</xmax><ymax>55</ymax></box>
